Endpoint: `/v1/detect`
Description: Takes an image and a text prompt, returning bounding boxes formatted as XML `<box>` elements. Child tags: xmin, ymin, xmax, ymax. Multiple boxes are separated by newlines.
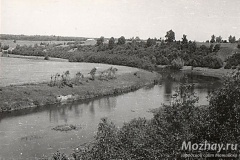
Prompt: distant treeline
<box><xmin>0</xmin><ymin>34</ymin><xmax>88</xmax><ymax>41</ymax></box>
<box><xmin>7</xmin><ymin>30</ymin><xmax>240</xmax><ymax>70</ymax></box>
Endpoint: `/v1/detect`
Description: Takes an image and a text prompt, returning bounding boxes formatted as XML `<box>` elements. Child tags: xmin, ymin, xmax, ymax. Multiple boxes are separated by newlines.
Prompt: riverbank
<box><xmin>181</xmin><ymin>66</ymin><xmax>232</xmax><ymax>79</ymax></box>
<box><xmin>156</xmin><ymin>65</ymin><xmax>232</xmax><ymax>79</ymax></box>
<box><xmin>0</xmin><ymin>70</ymin><xmax>160</xmax><ymax>112</ymax></box>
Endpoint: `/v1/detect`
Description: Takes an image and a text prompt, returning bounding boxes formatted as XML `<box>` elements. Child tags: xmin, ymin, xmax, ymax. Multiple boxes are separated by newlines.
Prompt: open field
<box><xmin>3</xmin><ymin>54</ymin><xmax>69</xmax><ymax>62</ymax></box>
<box><xmin>0</xmin><ymin>40</ymin><xmax>74</xmax><ymax>49</ymax></box>
<box><xmin>0</xmin><ymin>57</ymin><xmax>139</xmax><ymax>87</ymax></box>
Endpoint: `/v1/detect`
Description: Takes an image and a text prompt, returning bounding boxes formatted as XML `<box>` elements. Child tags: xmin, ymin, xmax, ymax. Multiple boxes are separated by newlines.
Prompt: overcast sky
<box><xmin>1</xmin><ymin>0</ymin><xmax>240</xmax><ymax>41</ymax></box>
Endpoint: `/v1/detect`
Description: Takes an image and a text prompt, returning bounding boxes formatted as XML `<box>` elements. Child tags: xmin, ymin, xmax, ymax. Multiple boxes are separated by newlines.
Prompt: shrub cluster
<box><xmin>225</xmin><ymin>52</ymin><xmax>240</xmax><ymax>69</ymax></box>
<box><xmin>69</xmin><ymin>51</ymin><xmax>155</xmax><ymax>70</ymax></box>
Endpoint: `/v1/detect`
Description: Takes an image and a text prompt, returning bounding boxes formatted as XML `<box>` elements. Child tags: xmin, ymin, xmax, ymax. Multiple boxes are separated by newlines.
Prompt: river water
<box><xmin>0</xmin><ymin>71</ymin><xmax>221</xmax><ymax>159</ymax></box>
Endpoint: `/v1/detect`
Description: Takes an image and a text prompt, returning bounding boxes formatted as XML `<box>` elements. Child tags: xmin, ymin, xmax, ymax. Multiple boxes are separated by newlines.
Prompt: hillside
<box><xmin>197</xmin><ymin>42</ymin><xmax>239</xmax><ymax>61</ymax></box>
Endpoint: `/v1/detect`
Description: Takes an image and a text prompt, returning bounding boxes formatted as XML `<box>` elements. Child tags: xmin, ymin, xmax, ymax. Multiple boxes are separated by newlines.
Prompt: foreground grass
<box><xmin>0</xmin><ymin>70</ymin><xmax>159</xmax><ymax>112</ymax></box>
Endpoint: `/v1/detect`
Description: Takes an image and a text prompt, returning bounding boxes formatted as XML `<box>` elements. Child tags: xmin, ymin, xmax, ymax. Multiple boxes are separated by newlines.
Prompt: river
<box><xmin>0</xmin><ymin>71</ymin><xmax>222</xmax><ymax>159</ymax></box>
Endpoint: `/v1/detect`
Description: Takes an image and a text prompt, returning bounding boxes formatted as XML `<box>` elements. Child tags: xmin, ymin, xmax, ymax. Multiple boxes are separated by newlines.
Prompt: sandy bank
<box><xmin>0</xmin><ymin>70</ymin><xmax>160</xmax><ymax>112</ymax></box>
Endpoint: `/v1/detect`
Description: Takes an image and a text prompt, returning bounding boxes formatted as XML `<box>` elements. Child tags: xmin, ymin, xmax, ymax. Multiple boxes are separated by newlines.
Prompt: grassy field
<box><xmin>0</xmin><ymin>40</ymin><xmax>74</xmax><ymax>49</ymax></box>
<box><xmin>196</xmin><ymin>42</ymin><xmax>239</xmax><ymax>61</ymax></box>
<box><xmin>0</xmin><ymin>65</ymin><xmax>158</xmax><ymax>112</ymax></box>
<box><xmin>0</xmin><ymin>57</ymin><xmax>139</xmax><ymax>87</ymax></box>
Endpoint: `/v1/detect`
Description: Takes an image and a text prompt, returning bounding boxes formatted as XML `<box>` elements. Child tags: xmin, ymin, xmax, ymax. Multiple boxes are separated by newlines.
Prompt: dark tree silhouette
<box><xmin>108</xmin><ymin>37</ymin><xmax>115</xmax><ymax>49</ymax></box>
<box><xmin>117</xmin><ymin>36</ymin><xmax>126</xmax><ymax>45</ymax></box>
<box><xmin>165</xmin><ymin>30</ymin><xmax>175</xmax><ymax>43</ymax></box>
<box><xmin>96</xmin><ymin>36</ymin><xmax>104</xmax><ymax>46</ymax></box>
<box><xmin>210</xmin><ymin>35</ymin><xmax>215</xmax><ymax>43</ymax></box>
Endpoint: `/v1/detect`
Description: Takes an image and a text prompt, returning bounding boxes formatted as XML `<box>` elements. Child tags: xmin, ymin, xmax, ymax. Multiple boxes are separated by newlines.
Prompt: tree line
<box><xmin>0</xmin><ymin>34</ymin><xmax>87</xmax><ymax>41</ymax></box>
<box><xmin>7</xmin><ymin>30</ymin><xmax>240</xmax><ymax>70</ymax></box>
<box><xmin>208</xmin><ymin>34</ymin><xmax>240</xmax><ymax>43</ymax></box>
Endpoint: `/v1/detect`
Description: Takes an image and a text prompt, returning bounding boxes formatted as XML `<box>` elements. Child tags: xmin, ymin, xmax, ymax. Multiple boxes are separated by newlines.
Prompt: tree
<box><xmin>210</xmin><ymin>35</ymin><xmax>215</xmax><ymax>43</ymax></box>
<box><xmin>215</xmin><ymin>36</ymin><xmax>222</xmax><ymax>43</ymax></box>
<box><xmin>96</xmin><ymin>36</ymin><xmax>104</xmax><ymax>46</ymax></box>
<box><xmin>181</xmin><ymin>34</ymin><xmax>188</xmax><ymax>44</ymax></box>
<box><xmin>213</xmin><ymin>44</ymin><xmax>221</xmax><ymax>52</ymax></box>
<box><xmin>209</xmin><ymin>44</ymin><xmax>214</xmax><ymax>52</ymax></box>
<box><xmin>108</xmin><ymin>37</ymin><xmax>115</xmax><ymax>49</ymax></box>
<box><xmin>146</xmin><ymin>38</ymin><xmax>156</xmax><ymax>47</ymax></box>
<box><xmin>209</xmin><ymin>70</ymin><xmax>240</xmax><ymax>142</ymax></box>
<box><xmin>165</xmin><ymin>30</ymin><xmax>175</xmax><ymax>43</ymax></box>
<box><xmin>135</xmin><ymin>36</ymin><xmax>141</xmax><ymax>41</ymax></box>
<box><xmin>229</xmin><ymin>35</ymin><xmax>236</xmax><ymax>43</ymax></box>
<box><xmin>117</xmin><ymin>36</ymin><xmax>126</xmax><ymax>45</ymax></box>
<box><xmin>188</xmin><ymin>41</ymin><xmax>197</xmax><ymax>53</ymax></box>
<box><xmin>2</xmin><ymin>45</ymin><xmax>9</xmax><ymax>50</ymax></box>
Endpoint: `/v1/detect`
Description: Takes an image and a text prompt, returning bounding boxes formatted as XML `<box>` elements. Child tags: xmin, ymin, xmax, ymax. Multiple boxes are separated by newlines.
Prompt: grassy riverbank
<box><xmin>181</xmin><ymin>66</ymin><xmax>232</xmax><ymax>79</ymax></box>
<box><xmin>0</xmin><ymin>70</ymin><xmax>159</xmax><ymax>112</ymax></box>
<box><xmin>157</xmin><ymin>65</ymin><xmax>232</xmax><ymax>79</ymax></box>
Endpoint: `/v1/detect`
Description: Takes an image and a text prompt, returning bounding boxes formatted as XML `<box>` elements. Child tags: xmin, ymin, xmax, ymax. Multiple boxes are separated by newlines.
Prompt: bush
<box><xmin>237</xmin><ymin>43</ymin><xmax>240</xmax><ymax>49</ymax></box>
<box><xmin>2</xmin><ymin>45</ymin><xmax>9</xmax><ymax>50</ymax></box>
<box><xmin>203</xmin><ymin>55</ymin><xmax>223</xmax><ymax>69</ymax></box>
<box><xmin>44</xmin><ymin>53</ymin><xmax>49</xmax><ymax>60</ymax></box>
<box><xmin>170</xmin><ymin>57</ymin><xmax>184</xmax><ymax>69</ymax></box>
<box><xmin>208</xmin><ymin>69</ymin><xmax>240</xmax><ymax>142</ymax></box>
<box><xmin>224</xmin><ymin>52</ymin><xmax>240</xmax><ymax>69</ymax></box>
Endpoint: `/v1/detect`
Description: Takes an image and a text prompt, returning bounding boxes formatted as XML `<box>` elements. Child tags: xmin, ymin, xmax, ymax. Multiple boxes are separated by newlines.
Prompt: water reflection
<box><xmin>47</xmin><ymin>96</ymin><xmax>117</xmax><ymax>123</ymax></box>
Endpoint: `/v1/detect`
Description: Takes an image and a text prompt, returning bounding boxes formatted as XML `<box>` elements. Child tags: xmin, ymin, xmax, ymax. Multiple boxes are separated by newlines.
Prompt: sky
<box><xmin>0</xmin><ymin>0</ymin><xmax>240</xmax><ymax>41</ymax></box>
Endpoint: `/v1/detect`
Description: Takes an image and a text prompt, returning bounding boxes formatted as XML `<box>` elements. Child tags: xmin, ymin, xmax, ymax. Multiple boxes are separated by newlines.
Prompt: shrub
<box><xmin>203</xmin><ymin>55</ymin><xmax>223</xmax><ymax>69</ymax></box>
<box><xmin>44</xmin><ymin>53</ymin><xmax>49</xmax><ymax>60</ymax></box>
<box><xmin>224</xmin><ymin>52</ymin><xmax>240</xmax><ymax>69</ymax></box>
<box><xmin>213</xmin><ymin>44</ymin><xmax>221</xmax><ymax>52</ymax></box>
<box><xmin>170</xmin><ymin>57</ymin><xmax>184</xmax><ymax>69</ymax></box>
<box><xmin>208</xmin><ymin>69</ymin><xmax>240</xmax><ymax>142</ymax></box>
<box><xmin>2</xmin><ymin>45</ymin><xmax>9</xmax><ymax>50</ymax></box>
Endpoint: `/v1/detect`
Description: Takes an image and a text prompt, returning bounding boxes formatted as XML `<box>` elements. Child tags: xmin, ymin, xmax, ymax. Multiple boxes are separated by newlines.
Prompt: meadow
<box><xmin>0</xmin><ymin>39</ymin><xmax>74</xmax><ymax>49</ymax></box>
<box><xmin>0</xmin><ymin>57</ymin><xmax>138</xmax><ymax>87</ymax></box>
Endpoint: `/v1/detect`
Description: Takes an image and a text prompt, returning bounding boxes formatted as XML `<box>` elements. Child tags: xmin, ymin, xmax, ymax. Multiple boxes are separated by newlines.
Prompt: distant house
<box><xmin>83</xmin><ymin>39</ymin><xmax>97</xmax><ymax>46</ymax></box>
